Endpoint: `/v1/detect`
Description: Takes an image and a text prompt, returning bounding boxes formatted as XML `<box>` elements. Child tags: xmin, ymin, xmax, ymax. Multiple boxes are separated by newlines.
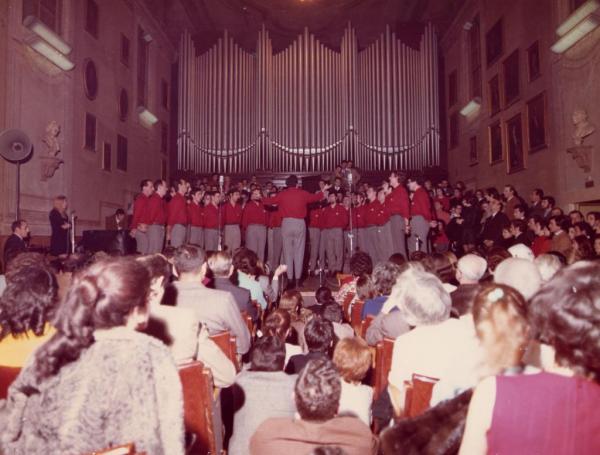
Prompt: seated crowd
<box><xmin>0</xmin><ymin>175</ymin><xmax>600</xmax><ymax>455</ymax></box>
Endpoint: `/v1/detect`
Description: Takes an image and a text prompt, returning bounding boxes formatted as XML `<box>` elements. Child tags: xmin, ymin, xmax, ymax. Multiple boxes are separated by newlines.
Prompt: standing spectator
<box><xmin>502</xmin><ymin>185</ymin><xmax>522</xmax><ymax>220</ymax></box>
<box><xmin>529</xmin><ymin>188</ymin><xmax>545</xmax><ymax>219</ymax></box>
<box><xmin>3</xmin><ymin>219</ymin><xmax>29</xmax><ymax>267</ymax></box>
<box><xmin>49</xmin><ymin>195</ymin><xmax>71</xmax><ymax>257</ymax></box>
<box><xmin>480</xmin><ymin>198</ymin><xmax>510</xmax><ymax>249</ymax></box>
<box><xmin>548</xmin><ymin>215</ymin><xmax>572</xmax><ymax>258</ymax></box>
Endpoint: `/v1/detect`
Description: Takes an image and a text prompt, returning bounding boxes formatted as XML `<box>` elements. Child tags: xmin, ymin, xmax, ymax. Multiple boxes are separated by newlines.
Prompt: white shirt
<box><xmin>388</xmin><ymin>315</ymin><xmax>484</xmax><ymax>406</ymax></box>
<box><xmin>338</xmin><ymin>379</ymin><xmax>373</xmax><ymax>426</ymax></box>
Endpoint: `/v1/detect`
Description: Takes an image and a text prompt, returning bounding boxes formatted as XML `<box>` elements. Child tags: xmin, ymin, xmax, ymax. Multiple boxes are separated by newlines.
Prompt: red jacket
<box><xmin>167</xmin><ymin>193</ymin><xmax>188</xmax><ymax>226</ymax></box>
<box><xmin>242</xmin><ymin>201</ymin><xmax>268</xmax><ymax>228</ymax></box>
<box><xmin>268</xmin><ymin>209</ymin><xmax>283</xmax><ymax>228</ymax></box>
<box><xmin>203</xmin><ymin>203</ymin><xmax>220</xmax><ymax>229</ymax></box>
<box><xmin>354</xmin><ymin>204</ymin><xmax>367</xmax><ymax>229</ymax></box>
<box><xmin>148</xmin><ymin>193</ymin><xmax>167</xmax><ymax>225</ymax></box>
<box><xmin>187</xmin><ymin>202</ymin><xmax>204</xmax><ymax>227</ymax></box>
<box><xmin>386</xmin><ymin>185</ymin><xmax>410</xmax><ymax>218</ymax></box>
<box><xmin>309</xmin><ymin>207</ymin><xmax>325</xmax><ymax>229</ymax></box>
<box><xmin>131</xmin><ymin>194</ymin><xmax>151</xmax><ymax>228</ymax></box>
<box><xmin>262</xmin><ymin>188</ymin><xmax>323</xmax><ymax>219</ymax></box>
<box><xmin>410</xmin><ymin>187</ymin><xmax>433</xmax><ymax>221</ymax></box>
<box><xmin>323</xmin><ymin>204</ymin><xmax>349</xmax><ymax>229</ymax></box>
<box><xmin>364</xmin><ymin>200</ymin><xmax>389</xmax><ymax>226</ymax></box>
<box><xmin>223</xmin><ymin>202</ymin><xmax>243</xmax><ymax>225</ymax></box>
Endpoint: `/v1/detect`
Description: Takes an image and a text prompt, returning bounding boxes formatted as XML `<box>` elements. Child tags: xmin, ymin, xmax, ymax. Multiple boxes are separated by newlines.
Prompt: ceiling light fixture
<box><xmin>551</xmin><ymin>0</ymin><xmax>600</xmax><ymax>53</ymax></box>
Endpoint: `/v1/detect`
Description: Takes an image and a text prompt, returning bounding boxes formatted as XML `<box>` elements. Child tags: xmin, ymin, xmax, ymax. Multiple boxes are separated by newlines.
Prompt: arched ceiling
<box><xmin>159</xmin><ymin>0</ymin><xmax>464</xmax><ymax>53</ymax></box>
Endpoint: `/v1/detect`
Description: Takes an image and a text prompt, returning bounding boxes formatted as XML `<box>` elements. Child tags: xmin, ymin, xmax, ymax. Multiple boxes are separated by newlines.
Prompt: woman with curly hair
<box><xmin>460</xmin><ymin>261</ymin><xmax>600</xmax><ymax>454</ymax></box>
<box><xmin>0</xmin><ymin>262</ymin><xmax>58</xmax><ymax>367</ymax></box>
<box><xmin>0</xmin><ymin>257</ymin><xmax>184</xmax><ymax>455</ymax></box>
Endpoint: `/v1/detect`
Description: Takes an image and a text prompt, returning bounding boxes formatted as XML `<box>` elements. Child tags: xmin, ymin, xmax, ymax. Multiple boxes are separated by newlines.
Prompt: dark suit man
<box><xmin>106</xmin><ymin>208</ymin><xmax>129</xmax><ymax>231</ymax></box>
<box><xmin>208</xmin><ymin>250</ymin><xmax>258</xmax><ymax>320</ymax></box>
<box><xmin>480</xmin><ymin>198</ymin><xmax>510</xmax><ymax>248</ymax></box>
<box><xmin>3</xmin><ymin>220</ymin><xmax>29</xmax><ymax>268</ymax></box>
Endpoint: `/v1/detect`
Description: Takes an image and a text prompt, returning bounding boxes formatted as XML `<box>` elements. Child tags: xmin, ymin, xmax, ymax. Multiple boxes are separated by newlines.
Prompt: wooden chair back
<box><xmin>341</xmin><ymin>292</ymin><xmax>356</xmax><ymax>322</ymax></box>
<box><xmin>87</xmin><ymin>443</ymin><xmax>137</xmax><ymax>455</ymax></box>
<box><xmin>178</xmin><ymin>361</ymin><xmax>224</xmax><ymax>454</ymax></box>
<box><xmin>241</xmin><ymin>311</ymin><xmax>255</xmax><ymax>338</ymax></box>
<box><xmin>0</xmin><ymin>366</ymin><xmax>21</xmax><ymax>400</ymax></box>
<box><xmin>350</xmin><ymin>300</ymin><xmax>365</xmax><ymax>333</ymax></box>
<box><xmin>359</xmin><ymin>314</ymin><xmax>374</xmax><ymax>338</ymax></box>
<box><xmin>209</xmin><ymin>331</ymin><xmax>240</xmax><ymax>372</ymax></box>
<box><xmin>373</xmin><ymin>338</ymin><xmax>395</xmax><ymax>399</ymax></box>
<box><xmin>403</xmin><ymin>374</ymin><xmax>439</xmax><ymax>418</ymax></box>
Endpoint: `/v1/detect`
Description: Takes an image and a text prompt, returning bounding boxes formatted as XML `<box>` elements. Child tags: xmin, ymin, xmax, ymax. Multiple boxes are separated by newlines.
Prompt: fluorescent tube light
<box><xmin>28</xmin><ymin>38</ymin><xmax>75</xmax><ymax>70</ymax></box>
<box><xmin>460</xmin><ymin>98</ymin><xmax>481</xmax><ymax>117</ymax></box>
<box><xmin>551</xmin><ymin>13</ymin><xmax>600</xmax><ymax>53</ymax></box>
<box><xmin>23</xmin><ymin>15</ymin><xmax>72</xmax><ymax>55</ymax></box>
<box><xmin>556</xmin><ymin>0</ymin><xmax>599</xmax><ymax>36</ymax></box>
<box><xmin>137</xmin><ymin>107</ymin><xmax>158</xmax><ymax>126</ymax></box>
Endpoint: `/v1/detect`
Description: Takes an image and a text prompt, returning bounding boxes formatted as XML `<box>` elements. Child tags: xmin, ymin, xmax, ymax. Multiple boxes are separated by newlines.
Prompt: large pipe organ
<box><xmin>178</xmin><ymin>24</ymin><xmax>439</xmax><ymax>174</ymax></box>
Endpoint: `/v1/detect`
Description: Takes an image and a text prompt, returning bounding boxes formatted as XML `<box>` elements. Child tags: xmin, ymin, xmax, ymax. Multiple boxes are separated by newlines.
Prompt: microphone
<box><xmin>218</xmin><ymin>175</ymin><xmax>224</xmax><ymax>190</ymax></box>
<box><xmin>347</xmin><ymin>171</ymin><xmax>353</xmax><ymax>186</ymax></box>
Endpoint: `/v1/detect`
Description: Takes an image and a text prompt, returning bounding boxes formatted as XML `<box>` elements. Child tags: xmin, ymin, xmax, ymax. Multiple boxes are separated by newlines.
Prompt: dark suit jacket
<box><xmin>106</xmin><ymin>215</ymin><xmax>129</xmax><ymax>231</ymax></box>
<box><xmin>285</xmin><ymin>351</ymin><xmax>327</xmax><ymax>375</ymax></box>
<box><xmin>213</xmin><ymin>277</ymin><xmax>257</xmax><ymax>320</ymax></box>
<box><xmin>480</xmin><ymin>211</ymin><xmax>510</xmax><ymax>245</ymax></box>
<box><xmin>3</xmin><ymin>234</ymin><xmax>26</xmax><ymax>267</ymax></box>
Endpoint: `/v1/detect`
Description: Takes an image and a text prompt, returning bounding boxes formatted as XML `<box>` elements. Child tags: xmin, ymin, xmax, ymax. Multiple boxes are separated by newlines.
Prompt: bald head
<box><xmin>456</xmin><ymin>254</ymin><xmax>487</xmax><ymax>284</ymax></box>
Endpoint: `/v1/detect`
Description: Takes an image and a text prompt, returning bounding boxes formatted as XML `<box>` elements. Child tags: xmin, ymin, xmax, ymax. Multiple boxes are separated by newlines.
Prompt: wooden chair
<box><xmin>88</xmin><ymin>443</ymin><xmax>137</xmax><ymax>455</ymax></box>
<box><xmin>336</xmin><ymin>273</ymin><xmax>353</xmax><ymax>287</ymax></box>
<box><xmin>178</xmin><ymin>361</ymin><xmax>224</xmax><ymax>455</ymax></box>
<box><xmin>373</xmin><ymin>338</ymin><xmax>395</xmax><ymax>400</ymax></box>
<box><xmin>341</xmin><ymin>292</ymin><xmax>356</xmax><ymax>322</ymax></box>
<box><xmin>403</xmin><ymin>374</ymin><xmax>439</xmax><ymax>418</ymax></box>
<box><xmin>350</xmin><ymin>300</ymin><xmax>365</xmax><ymax>333</ymax></box>
<box><xmin>209</xmin><ymin>331</ymin><xmax>240</xmax><ymax>372</ymax></box>
<box><xmin>0</xmin><ymin>366</ymin><xmax>21</xmax><ymax>400</ymax></box>
<box><xmin>241</xmin><ymin>311</ymin><xmax>255</xmax><ymax>338</ymax></box>
<box><xmin>359</xmin><ymin>314</ymin><xmax>375</xmax><ymax>339</ymax></box>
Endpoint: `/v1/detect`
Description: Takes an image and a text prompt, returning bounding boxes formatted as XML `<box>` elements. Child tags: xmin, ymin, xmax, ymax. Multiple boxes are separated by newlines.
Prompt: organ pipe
<box><xmin>177</xmin><ymin>24</ymin><xmax>439</xmax><ymax>174</ymax></box>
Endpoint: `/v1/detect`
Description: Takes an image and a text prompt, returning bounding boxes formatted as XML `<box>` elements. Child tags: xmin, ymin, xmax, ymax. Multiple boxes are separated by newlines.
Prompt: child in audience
<box><xmin>333</xmin><ymin>337</ymin><xmax>373</xmax><ymax>425</ymax></box>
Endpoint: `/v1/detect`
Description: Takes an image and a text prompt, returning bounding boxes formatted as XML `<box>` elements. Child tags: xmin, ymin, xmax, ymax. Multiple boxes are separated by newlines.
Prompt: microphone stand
<box><xmin>347</xmin><ymin>173</ymin><xmax>354</xmax><ymax>255</ymax></box>
<box><xmin>218</xmin><ymin>180</ymin><xmax>224</xmax><ymax>251</ymax></box>
<box><xmin>70</xmin><ymin>212</ymin><xmax>76</xmax><ymax>255</ymax></box>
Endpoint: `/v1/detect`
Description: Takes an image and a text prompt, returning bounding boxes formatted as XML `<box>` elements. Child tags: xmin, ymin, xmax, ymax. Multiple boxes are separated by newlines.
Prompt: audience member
<box><xmin>460</xmin><ymin>261</ymin><xmax>600</xmax><ymax>453</ymax></box>
<box><xmin>493</xmin><ymin>258</ymin><xmax>542</xmax><ymax>300</ymax></box>
<box><xmin>263</xmin><ymin>309</ymin><xmax>303</xmax><ymax>366</ymax></box>
<box><xmin>451</xmin><ymin>254</ymin><xmax>487</xmax><ymax>316</ymax></box>
<box><xmin>334</xmin><ymin>251</ymin><xmax>373</xmax><ymax>309</ymax></box>
<box><xmin>232</xmin><ymin>248</ymin><xmax>268</xmax><ymax>311</ymax></box>
<box><xmin>229</xmin><ymin>336</ymin><xmax>297</xmax><ymax>455</ymax></box>
<box><xmin>333</xmin><ymin>337</ymin><xmax>373</xmax><ymax>425</ymax></box>
<box><xmin>0</xmin><ymin>263</ymin><xmax>57</xmax><ymax>367</ymax></box>
<box><xmin>171</xmin><ymin>244</ymin><xmax>250</xmax><ymax>354</ymax></box>
<box><xmin>0</xmin><ymin>258</ymin><xmax>184</xmax><ymax>454</ymax></box>
<box><xmin>361</xmin><ymin>261</ymin><xmax>403</xmax><ymax>319</ymax></box>
<box><xmin>533</xmin><ymin>253</ymin><xmax>563</xmax><ymax>284</ymax></box>
<box><xmin>320</xmin><ymin>302</ymin><xmax>354</xmax><ymax>341</ymax></box>
<box><xmin>208</xmin><ymin>250</ymin><xmax>256</xmax><ymax>319</ymax></box>
<box><xmin>286</xmin><ymin>317</ymin><xmax>334</xmax><ymax>374</ymax></box>
<box><xmin>250</xmin><ymin>358</ymin><xmax>377</xmax><ymax>454</ymax></box>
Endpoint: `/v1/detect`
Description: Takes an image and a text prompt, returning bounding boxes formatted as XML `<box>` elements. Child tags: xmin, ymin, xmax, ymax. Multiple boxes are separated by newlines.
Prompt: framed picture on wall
<box><xmin>526</xmin><ymin>92</ymin><xmax>548</xmax><ymax>152</ymax></box>
<box><xmin>489</xmin><ymin>121</ymin><xmax>503</xmax><ymax>164</ymax></box>
<box><xmin>469</xmin><ymin>136</ymin><xmax>478</xmax><ymax>166</ymax></box>
<box><xmin>506</xmin><ymin>113</ymin><xmax>525</xmax><ymax>173</ymax></box>
<box><xmin>503</xmin><ymin>50</ymin><xmax>520</xmax><ymax>106</ymax></box>
<box><xmin>488</xmin><ymin>75</ymin><xmax>501</xmax><ymax>116</ymax></box>
<box><xmin>486</xmin><ymin>19</ymin><xmax>503</xmax><ymax>67</ymax></box>
<box><xmin>527</xmin><ymin>41</ymin><xmax>541</xmax><ymax>82</ymax></box>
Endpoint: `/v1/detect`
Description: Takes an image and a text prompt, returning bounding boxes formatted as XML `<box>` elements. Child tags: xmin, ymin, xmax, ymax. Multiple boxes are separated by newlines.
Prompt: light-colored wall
<box><xmin>0</xmin><ymin>0</ymin><xmax>174</xmax><ymax>237</ymax></box>
<box><xmin>441</xmin><ymin>0</ymin><xmax>600</xmax><ymax>210</ymax></box>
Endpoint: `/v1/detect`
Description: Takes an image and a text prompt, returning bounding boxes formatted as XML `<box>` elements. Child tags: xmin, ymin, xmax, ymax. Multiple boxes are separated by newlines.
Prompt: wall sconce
<box><xmin>460</xmin><ymin>97</ymin><xmax>481</xmax><ymax>117</ymax></box>
<box><xmin>137</xmin><ymin>106</ymin><xmax>158</xmax><ymax>126</ymax></box>
<box><xmin>551</xmin><ymin>0</ymin><xmax>600</xmax><ymax>53</ymax></box>
<box><xmin>23</xmin><ymin>16</ymin><xmax>74</xmax><ymax>70</ymax></box>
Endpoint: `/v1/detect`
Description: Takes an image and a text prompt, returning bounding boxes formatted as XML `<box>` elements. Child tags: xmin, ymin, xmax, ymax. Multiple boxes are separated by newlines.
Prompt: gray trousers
<box><xmin>379</xmin><ymin>222</ymin><xmax>394</xmax><ymax>262</ymax></box>
<box><xmin>224</xmin><ymin>225</ymin><xmax>241</xmax><ymax>252</ymax></box>
<box><xmin>389</xmin><ymin>214</ymin><xmax>407</xmax><ymax>257</ymax></box>
<box><xmin>365</xmin><ymin>226</ymin><xmax>379</xmax><ymax>265</ymax></box>
<box><xmin>357</xmin><ymin>228</ymin><xmax>367</xmax><ymax>253</ymax></box>
<box><xmin>408</xmin><ymin>215</ymin><xmax>430</xmax><ymax>254</ymax></box>
<box><xmin>147</xmin><ymin>225</ymin><xmax>165</xmax><ymax>254</ymax></box>
<box><xmin>170</xmin><ymin>224</ymin><xmax>187</xmax><ymax>248</ymax></box>
<box><xmin>246</xmin><ymin>224</ymin><xmax>267</xmax><ymax>262</ymax></box>
<box><xmin>325</xmin><ymin>227</ymin><xmax>344</xmax><ymax>273</ymax></box>
<box><xmin>189</xmin><ymin>226</ymin><xmax>204</xmax><ymax>248</ymax></box>
<box><xmin>319</xmin><ymin>228</ymin><xmax>329</xmax><ymax>270</ymax></box>
<box><xmin>308</xmin><ymin>227</ymin><xmax>321</xmax><ymax>271</ymax></box>
<box><xmin>135</xmin><ymin>230</ymin><xmax>149</xmax><ymax>254</ymax></box>
<box><xmin>204</xmin><ymin>228</ymin><xmax>219</xmax><ymax>251</ymax></box>
<box><xmin>267</xmin><ymin>227</ymin><xmax>283</xmax><ymax>270</ymax></box>
<box><xmin>281</xmin><ymin>218</ymin><xmax>306</xmax><ymax>280</ymax></box>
